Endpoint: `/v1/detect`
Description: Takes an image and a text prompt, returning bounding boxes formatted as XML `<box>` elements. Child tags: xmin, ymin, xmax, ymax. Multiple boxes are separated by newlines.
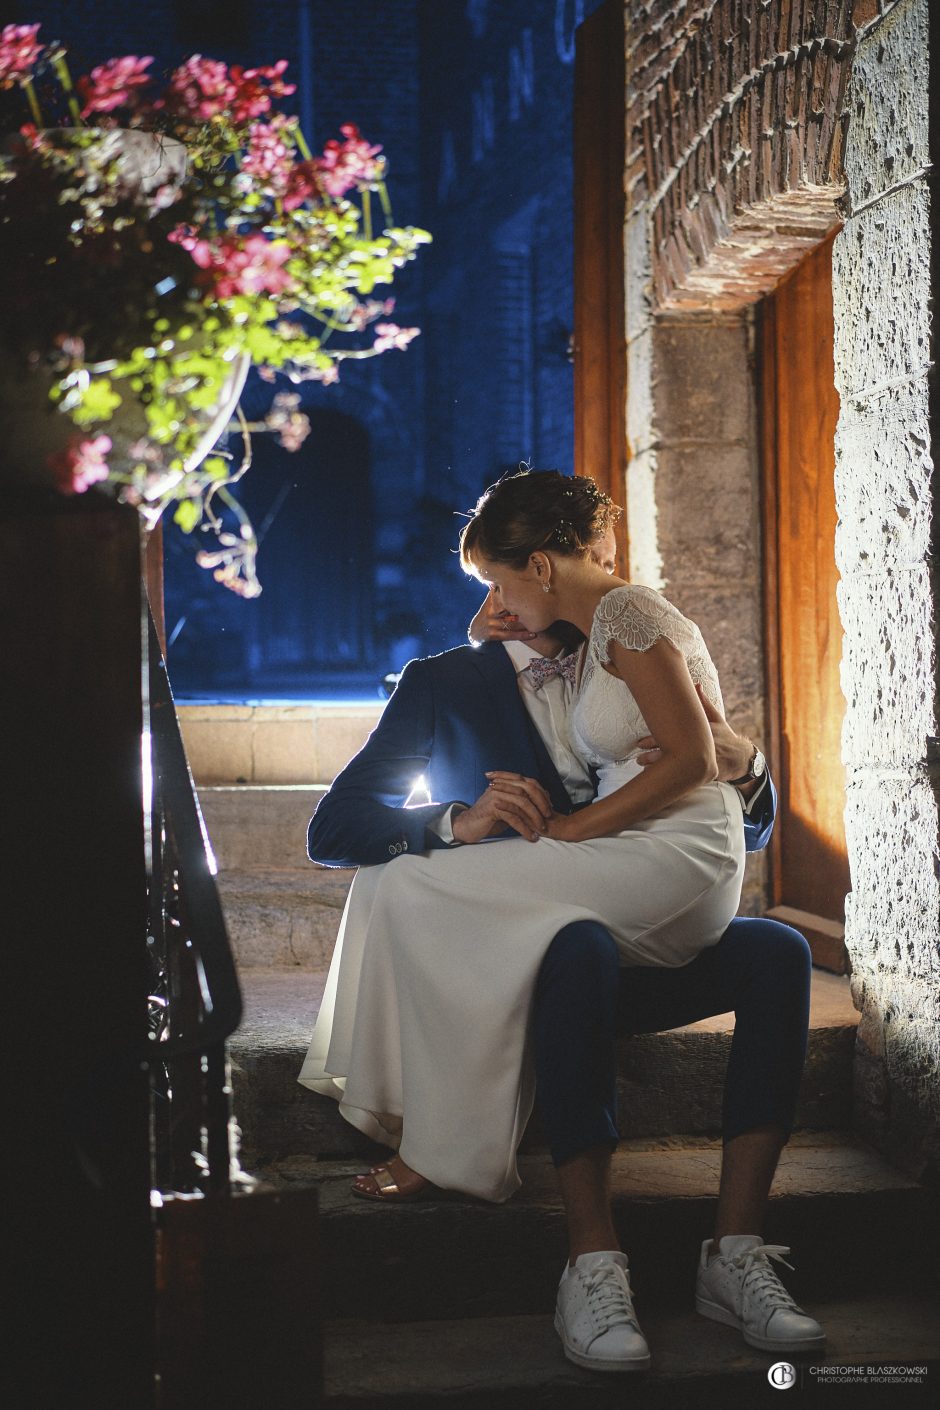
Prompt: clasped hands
<box><xmin>451</xmin><ymin>773</ymin><xmax>570</xmax><ymax>845</ymax></box>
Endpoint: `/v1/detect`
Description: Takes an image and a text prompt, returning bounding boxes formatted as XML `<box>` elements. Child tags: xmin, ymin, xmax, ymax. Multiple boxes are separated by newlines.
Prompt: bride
<box><xmin>299</xmin><ymin>470</ymin><xmax>745</xmax><ymax>1202</ymax></box>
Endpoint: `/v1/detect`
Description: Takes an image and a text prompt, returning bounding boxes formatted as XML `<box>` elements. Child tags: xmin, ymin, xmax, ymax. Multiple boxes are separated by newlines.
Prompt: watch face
<box><xmin>751</xmin><ymin>749</ymin><xmax>766</xmax><ymax>779</ymax></box>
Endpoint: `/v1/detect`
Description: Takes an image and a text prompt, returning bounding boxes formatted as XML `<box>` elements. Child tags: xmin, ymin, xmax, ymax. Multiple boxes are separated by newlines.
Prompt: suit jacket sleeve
<box><xmin>742</xmin><ymin>773</ymin><xmax>777</xmax><ymax>853</ymax></box>
<box><xmin>307</xmin><ymin>659</ymin><xmax>461</xmax><ymax>868</ymax></box>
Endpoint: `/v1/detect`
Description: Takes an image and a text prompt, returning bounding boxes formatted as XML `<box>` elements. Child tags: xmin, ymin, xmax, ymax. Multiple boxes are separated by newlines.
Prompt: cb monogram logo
<box><xmin>768</xmin><ymin>1361</ymin><xmax>797</xmax><ymax>1390</ymax></box>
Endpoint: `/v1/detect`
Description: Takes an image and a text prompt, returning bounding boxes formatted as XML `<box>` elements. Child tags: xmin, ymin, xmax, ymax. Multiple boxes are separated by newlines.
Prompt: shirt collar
<box><xmin>502</xmin><ymin>639</ymin><xmax>568</xmax><ymax>676</ymax></box>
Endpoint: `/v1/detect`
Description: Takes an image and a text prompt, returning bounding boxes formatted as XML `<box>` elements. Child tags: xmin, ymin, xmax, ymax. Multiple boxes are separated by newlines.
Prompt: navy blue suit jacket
<box><xmin>307</xmin><ymin>641</ymin><xmax>776</xmax><ymax>868</ymax></box>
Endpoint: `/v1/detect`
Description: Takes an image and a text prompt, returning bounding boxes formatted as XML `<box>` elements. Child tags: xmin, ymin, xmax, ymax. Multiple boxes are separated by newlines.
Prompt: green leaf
<box><xmin>173</xmin><ymin>498</ymin><xmax>202</xmax><ymax>534</ymax></box>
<box><xmin>72</xmin><ymin>377</ymin><xmax>122</xmax><ymax>426</ymax></box>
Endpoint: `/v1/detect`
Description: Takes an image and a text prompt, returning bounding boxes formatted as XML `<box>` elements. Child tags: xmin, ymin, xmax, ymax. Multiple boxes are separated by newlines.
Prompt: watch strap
<box><xmin>728</xmin><ymin>745</ymin><xmax>762</xmax><ymax>787</ymax></box>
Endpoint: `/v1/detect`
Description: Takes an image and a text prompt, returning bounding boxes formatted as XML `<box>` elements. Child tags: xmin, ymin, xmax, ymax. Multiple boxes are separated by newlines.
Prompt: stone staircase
<box><xmin>201</xmin><ymin>784</ymin><xmax>940</xmax><ymax>1406</ymax></box>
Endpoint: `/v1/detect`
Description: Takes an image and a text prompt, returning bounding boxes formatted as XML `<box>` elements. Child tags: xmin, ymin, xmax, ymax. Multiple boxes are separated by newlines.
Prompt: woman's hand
<box><xmin>468</xmin><ymin>588</ymin><xmax>540</xmax><ymax>644</ymax></box>
<box><xmin>484</xmin><ymin>775</ymin><xmax>578</xmax><ymax>841</ymax></box>
<box><xmin>453</xmin><ymin>772</ymin><xmax>553</xmax><ymax>843</ymax></box>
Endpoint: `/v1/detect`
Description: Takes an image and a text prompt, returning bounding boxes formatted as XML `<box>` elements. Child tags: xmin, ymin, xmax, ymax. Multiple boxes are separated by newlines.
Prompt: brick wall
<box><xmin>628</xmin><ymin>0</ymin><xmax>853</xmax><ymax>311</ymax></box>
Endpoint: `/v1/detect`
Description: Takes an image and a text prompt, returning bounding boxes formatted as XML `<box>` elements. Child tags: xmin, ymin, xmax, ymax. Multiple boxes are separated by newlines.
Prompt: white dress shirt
<box><xmin>427</xmin><ymin>641</ymin><xmax>594</xmax><ymax>844</ymax></box>
<box><xmin>500</xmin><ymin>639</ymin><xmax>595</xmax><ymax>805</ymax></box>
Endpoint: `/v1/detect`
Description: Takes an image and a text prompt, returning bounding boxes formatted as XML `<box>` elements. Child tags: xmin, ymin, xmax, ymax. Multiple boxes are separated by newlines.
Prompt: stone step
<box><xmin>254</xmin><ymin>1135</ymin><xmax>935</xmax><ymax>1323</ymax></box>
<box><xmin>200</xmin><ymin>787</ymin><xmax>328</xmax><ymax>872</ymax></box>
<box><xmin>323</xmin><ymin>1296</ymin><xmax>939</xmax><ymax>1408</ymax></box>
<box><xmin>219</xmin><ymin>866</ymin><xmax>352</xmax><ymax>969</ymax></box>
<box><xmin>229</xmin><ymin>967</ymin><xmax>859</xmax><ymax>1163</ymax></box>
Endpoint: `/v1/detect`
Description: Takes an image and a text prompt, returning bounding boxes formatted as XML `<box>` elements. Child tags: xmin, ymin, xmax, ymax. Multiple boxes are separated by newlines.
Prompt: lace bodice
<box><xmin>570</xmin><ymin>586</ymin><xmax>723</xmax><ymax>789</ymax></box>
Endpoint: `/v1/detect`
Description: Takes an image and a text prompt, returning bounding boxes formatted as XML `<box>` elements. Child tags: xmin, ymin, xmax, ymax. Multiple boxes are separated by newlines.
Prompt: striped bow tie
<box><xmin>526</xmin><ymin>652</ymin><xmax>579</xmax><ymax>690</ymax></box>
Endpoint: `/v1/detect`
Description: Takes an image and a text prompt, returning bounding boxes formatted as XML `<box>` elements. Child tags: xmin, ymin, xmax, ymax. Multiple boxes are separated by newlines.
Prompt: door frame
<box><xmin>573</xmin><ymin>0</ymin><xmax>627</xmax><ymax>576</ymax></box>
<box><xmin>759</xmin><ymin>234</ymin><xmax>850</xmax><ymax>973</ymax></box>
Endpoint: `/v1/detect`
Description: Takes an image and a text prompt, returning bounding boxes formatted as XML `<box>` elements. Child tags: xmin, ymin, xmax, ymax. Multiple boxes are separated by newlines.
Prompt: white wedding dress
<box><xmin>298</xmin><ymin>586</ymin><xmax>744</xmax><ymax>1201</ymax></box>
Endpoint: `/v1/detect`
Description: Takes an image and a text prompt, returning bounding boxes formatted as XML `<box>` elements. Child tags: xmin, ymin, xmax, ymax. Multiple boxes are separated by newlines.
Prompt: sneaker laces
<box><xmin>729</xmin><ymin>1243</ymin><xmax>802</xmax><ymax>1313</ymax></box>
<box><xmin>580</xmin><ymin>1262</ymin><xmax>639</xmax><ymax>1333</ymax></box>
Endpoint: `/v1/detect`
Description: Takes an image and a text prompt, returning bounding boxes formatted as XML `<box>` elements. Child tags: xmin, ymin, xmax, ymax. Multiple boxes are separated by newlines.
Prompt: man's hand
<box><xmin>452</xmin><ymin>772</ymin><xmax>553</xmax><ymax>843</ymax></box>
<box><xmin>468</xmin><ymin>587</ymin><xmax>540</xmax><ymax>644</ymax></box>
<box><xmin>635</xmin><ymin>686</ymin><xmax>758</xmax><ymax>786</ymax></box>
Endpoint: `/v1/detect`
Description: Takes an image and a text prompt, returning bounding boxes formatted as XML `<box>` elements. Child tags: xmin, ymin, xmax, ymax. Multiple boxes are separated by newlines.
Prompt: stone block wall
<box><xmin>625</xmin><ymin>296</ymin><xmax>768</xmax><ymax>911</ymax></box>
<box><xmin>624</xmin><ymin>0</ymin><xmax>938</xmax><ymax>1173</ymax></box>
<box><xmin>831</xmin><ymin>0</ymin><xmax>938</xmax><ymax>1177</ymax></box>
<box><xmin>646</xmin><ymin>313</ymin><xmax>768</xmax><ymax>913</ymax></box>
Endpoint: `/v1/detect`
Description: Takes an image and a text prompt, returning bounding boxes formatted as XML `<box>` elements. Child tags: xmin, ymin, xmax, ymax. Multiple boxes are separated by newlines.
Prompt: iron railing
<box><xmin>144</xmin><ymin>611</ymin><xmax>244</xmax><ymax>1195</ymax></box>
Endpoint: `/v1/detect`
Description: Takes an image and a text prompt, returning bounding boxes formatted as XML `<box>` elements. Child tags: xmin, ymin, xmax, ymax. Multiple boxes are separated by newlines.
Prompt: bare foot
<box><xmin>352</xmin><ymin>1154</ymin><xmax>432</xmax><ymax>1201</ymax></box>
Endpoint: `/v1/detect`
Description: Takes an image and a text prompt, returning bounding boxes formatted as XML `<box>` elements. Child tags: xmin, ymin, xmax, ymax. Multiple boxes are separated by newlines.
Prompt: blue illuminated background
<box><xmin>17</xmin><ymin>0</ymin><xmax>606</xmax><ymax>699</ymax></box>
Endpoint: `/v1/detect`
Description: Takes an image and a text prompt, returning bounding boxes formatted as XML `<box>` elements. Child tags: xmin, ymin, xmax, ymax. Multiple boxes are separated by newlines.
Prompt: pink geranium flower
<box><xmin>229</xmin><ymin>60</ymin><xmax>295</xmax><ymax>123</ymax></box>
<box><xmin>347</xmin><ymin>297</ymin><xmax>396</xmax><ymax>331</ymax></box>
<box><xmin>313</xmin><ymin>123</ymin><xmax>384</xmax><ymax>198</ymax></box>
<box><xmin>164</xmin><ymin>54</ymin><xmax>295</xmax><ymax>126</ymax></box>
<box><xmin>0</xmin><ymin>23</ymin><xmax>43</xmax><ymax>90</ymax></box>
<box><xmin>48</xmin><ymin>434</ymin><xmax>112</xmax><ymax>495</ymax></box>
<box><xmin>78</xmin><ymin>55</ymin><xmax>153</xmax><ymax>118</ymax></box>
<box><xmin>165</xmin><ymin>54</ymin><xmax>236</xmax><ymax>122</ymax></box>
<box><xmin>239</xmin><ymin>118</ymin><xmax>321</xmax><ymax>209</ymax></box>
<box><xmin>265</xmin><ymin>391</ymin><xmax>311</xmax><ymax>451</ymax></box>
<box><xmin>372</xmin><ymin>322</ymin><xmax>420</xmax><ymax>353</ymax></box>
<box><xmin>170</xmin><ymin>227</ymin><xmax>296</xmax><ymax>300</ymax></box>
<box><xmin>282</xmin><ymin>160</ymin><xmax>321</xmax><ymax>210</ymax></box>
<box><xmin>241</xmin><ymin>115</ymin><xmax>294</xmax><ymax>185</ymax></box>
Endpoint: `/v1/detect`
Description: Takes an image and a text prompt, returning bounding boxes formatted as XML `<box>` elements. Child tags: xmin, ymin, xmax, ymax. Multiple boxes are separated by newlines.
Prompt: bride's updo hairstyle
<box><xmin>459</xmin><ymin>469</ymin><xmax>621</xmax><ymax>573</ymax></box>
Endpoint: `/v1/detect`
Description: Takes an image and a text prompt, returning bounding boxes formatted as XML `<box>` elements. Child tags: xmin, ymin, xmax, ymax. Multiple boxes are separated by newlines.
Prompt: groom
<box><xmin>306</xmin><ymin>543</ymin><xmax>824</xmax><ymax>1370</ymax></box>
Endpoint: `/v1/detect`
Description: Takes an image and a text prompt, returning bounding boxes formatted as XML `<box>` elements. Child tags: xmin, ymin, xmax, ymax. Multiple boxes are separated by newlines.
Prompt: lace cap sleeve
<box><xmin>591</xmin><ymin>586</ymin><xmax>682</xmax><ymax>659</ymax></box>
<box><xmin>589</xmin><ymin>586</ymin><xmax>725</xmax><ymax>711</ymax></box>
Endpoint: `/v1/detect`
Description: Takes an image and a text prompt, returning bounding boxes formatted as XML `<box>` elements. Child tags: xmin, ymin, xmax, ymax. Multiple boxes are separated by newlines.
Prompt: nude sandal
<box><xmin>350</xmin><ymin>1163</ymin><xmax>441</xmax><ymax>1203</ymax></box>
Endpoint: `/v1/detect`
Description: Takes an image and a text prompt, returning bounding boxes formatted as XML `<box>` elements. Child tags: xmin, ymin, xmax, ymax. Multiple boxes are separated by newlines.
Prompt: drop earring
<box><xmin>541</xmin><ymin>582</ymin><xmax>550</xmax><ymax>593</ymax></box>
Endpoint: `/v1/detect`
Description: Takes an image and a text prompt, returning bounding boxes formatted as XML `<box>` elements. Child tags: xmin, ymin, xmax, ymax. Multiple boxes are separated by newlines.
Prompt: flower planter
<box><xmin>0</xmin><ymin>129</ymin><xmax>249</xmax><ymax>502</ymax></box>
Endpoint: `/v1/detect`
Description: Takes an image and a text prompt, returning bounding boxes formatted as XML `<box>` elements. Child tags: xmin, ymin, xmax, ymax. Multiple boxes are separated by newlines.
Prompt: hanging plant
<box><xmin>0</xmin><ymin>24</ymin><xmax>430</xmax><ymax>593</ymax></box>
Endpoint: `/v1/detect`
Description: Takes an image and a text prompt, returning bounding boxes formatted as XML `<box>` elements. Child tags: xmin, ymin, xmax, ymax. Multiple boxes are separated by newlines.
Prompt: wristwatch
<box><xmin>728</xmin><ymin>746</ymin><xmax>766</xmax><ymax>787</ymax></box>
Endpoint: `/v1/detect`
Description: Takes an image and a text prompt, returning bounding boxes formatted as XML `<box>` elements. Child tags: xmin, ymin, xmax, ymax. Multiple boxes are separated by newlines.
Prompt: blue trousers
<box><xmin>532</xmin><ymin>917</ymin><xmax>812</xmax><ymax>1168</ymax></box>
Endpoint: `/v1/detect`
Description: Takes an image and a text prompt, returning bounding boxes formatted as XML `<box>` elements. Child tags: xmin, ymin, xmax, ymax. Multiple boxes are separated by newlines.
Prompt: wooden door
<box><xmin>573</xmin><ymin>0</ymin><xmax>627</xmax><ymax>577</ymax></box>
<box><xmin>761</xmin><ymin>234</ymin><xmax>850</xmax><ymax>972</ymax></box>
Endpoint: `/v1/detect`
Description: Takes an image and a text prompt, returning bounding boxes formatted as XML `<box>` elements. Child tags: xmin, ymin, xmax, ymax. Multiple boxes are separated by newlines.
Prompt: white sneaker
<box><xmin>695</xmin><ymin>1235</ymin><xmax>826</xmax><ymax>1353</ymax></box>
<box><xmin>554</xmin><ymin>1250</ymin><xmax>651</xmax><ymax>1372</ymax></box>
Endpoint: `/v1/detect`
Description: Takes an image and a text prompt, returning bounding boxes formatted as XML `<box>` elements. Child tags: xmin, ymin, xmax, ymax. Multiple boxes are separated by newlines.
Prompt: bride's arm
<box><xmin>547</xmin><ymin>636</ymin><xmax>717</xmax><ymax>842</ymax></box>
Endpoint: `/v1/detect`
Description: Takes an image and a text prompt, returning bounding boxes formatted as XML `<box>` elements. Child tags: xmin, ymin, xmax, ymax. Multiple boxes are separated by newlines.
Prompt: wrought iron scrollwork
<box><xmin>145</xmin><ymin>611</ymin><xmax>245</xmax><ymax>1195</ymax></box>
